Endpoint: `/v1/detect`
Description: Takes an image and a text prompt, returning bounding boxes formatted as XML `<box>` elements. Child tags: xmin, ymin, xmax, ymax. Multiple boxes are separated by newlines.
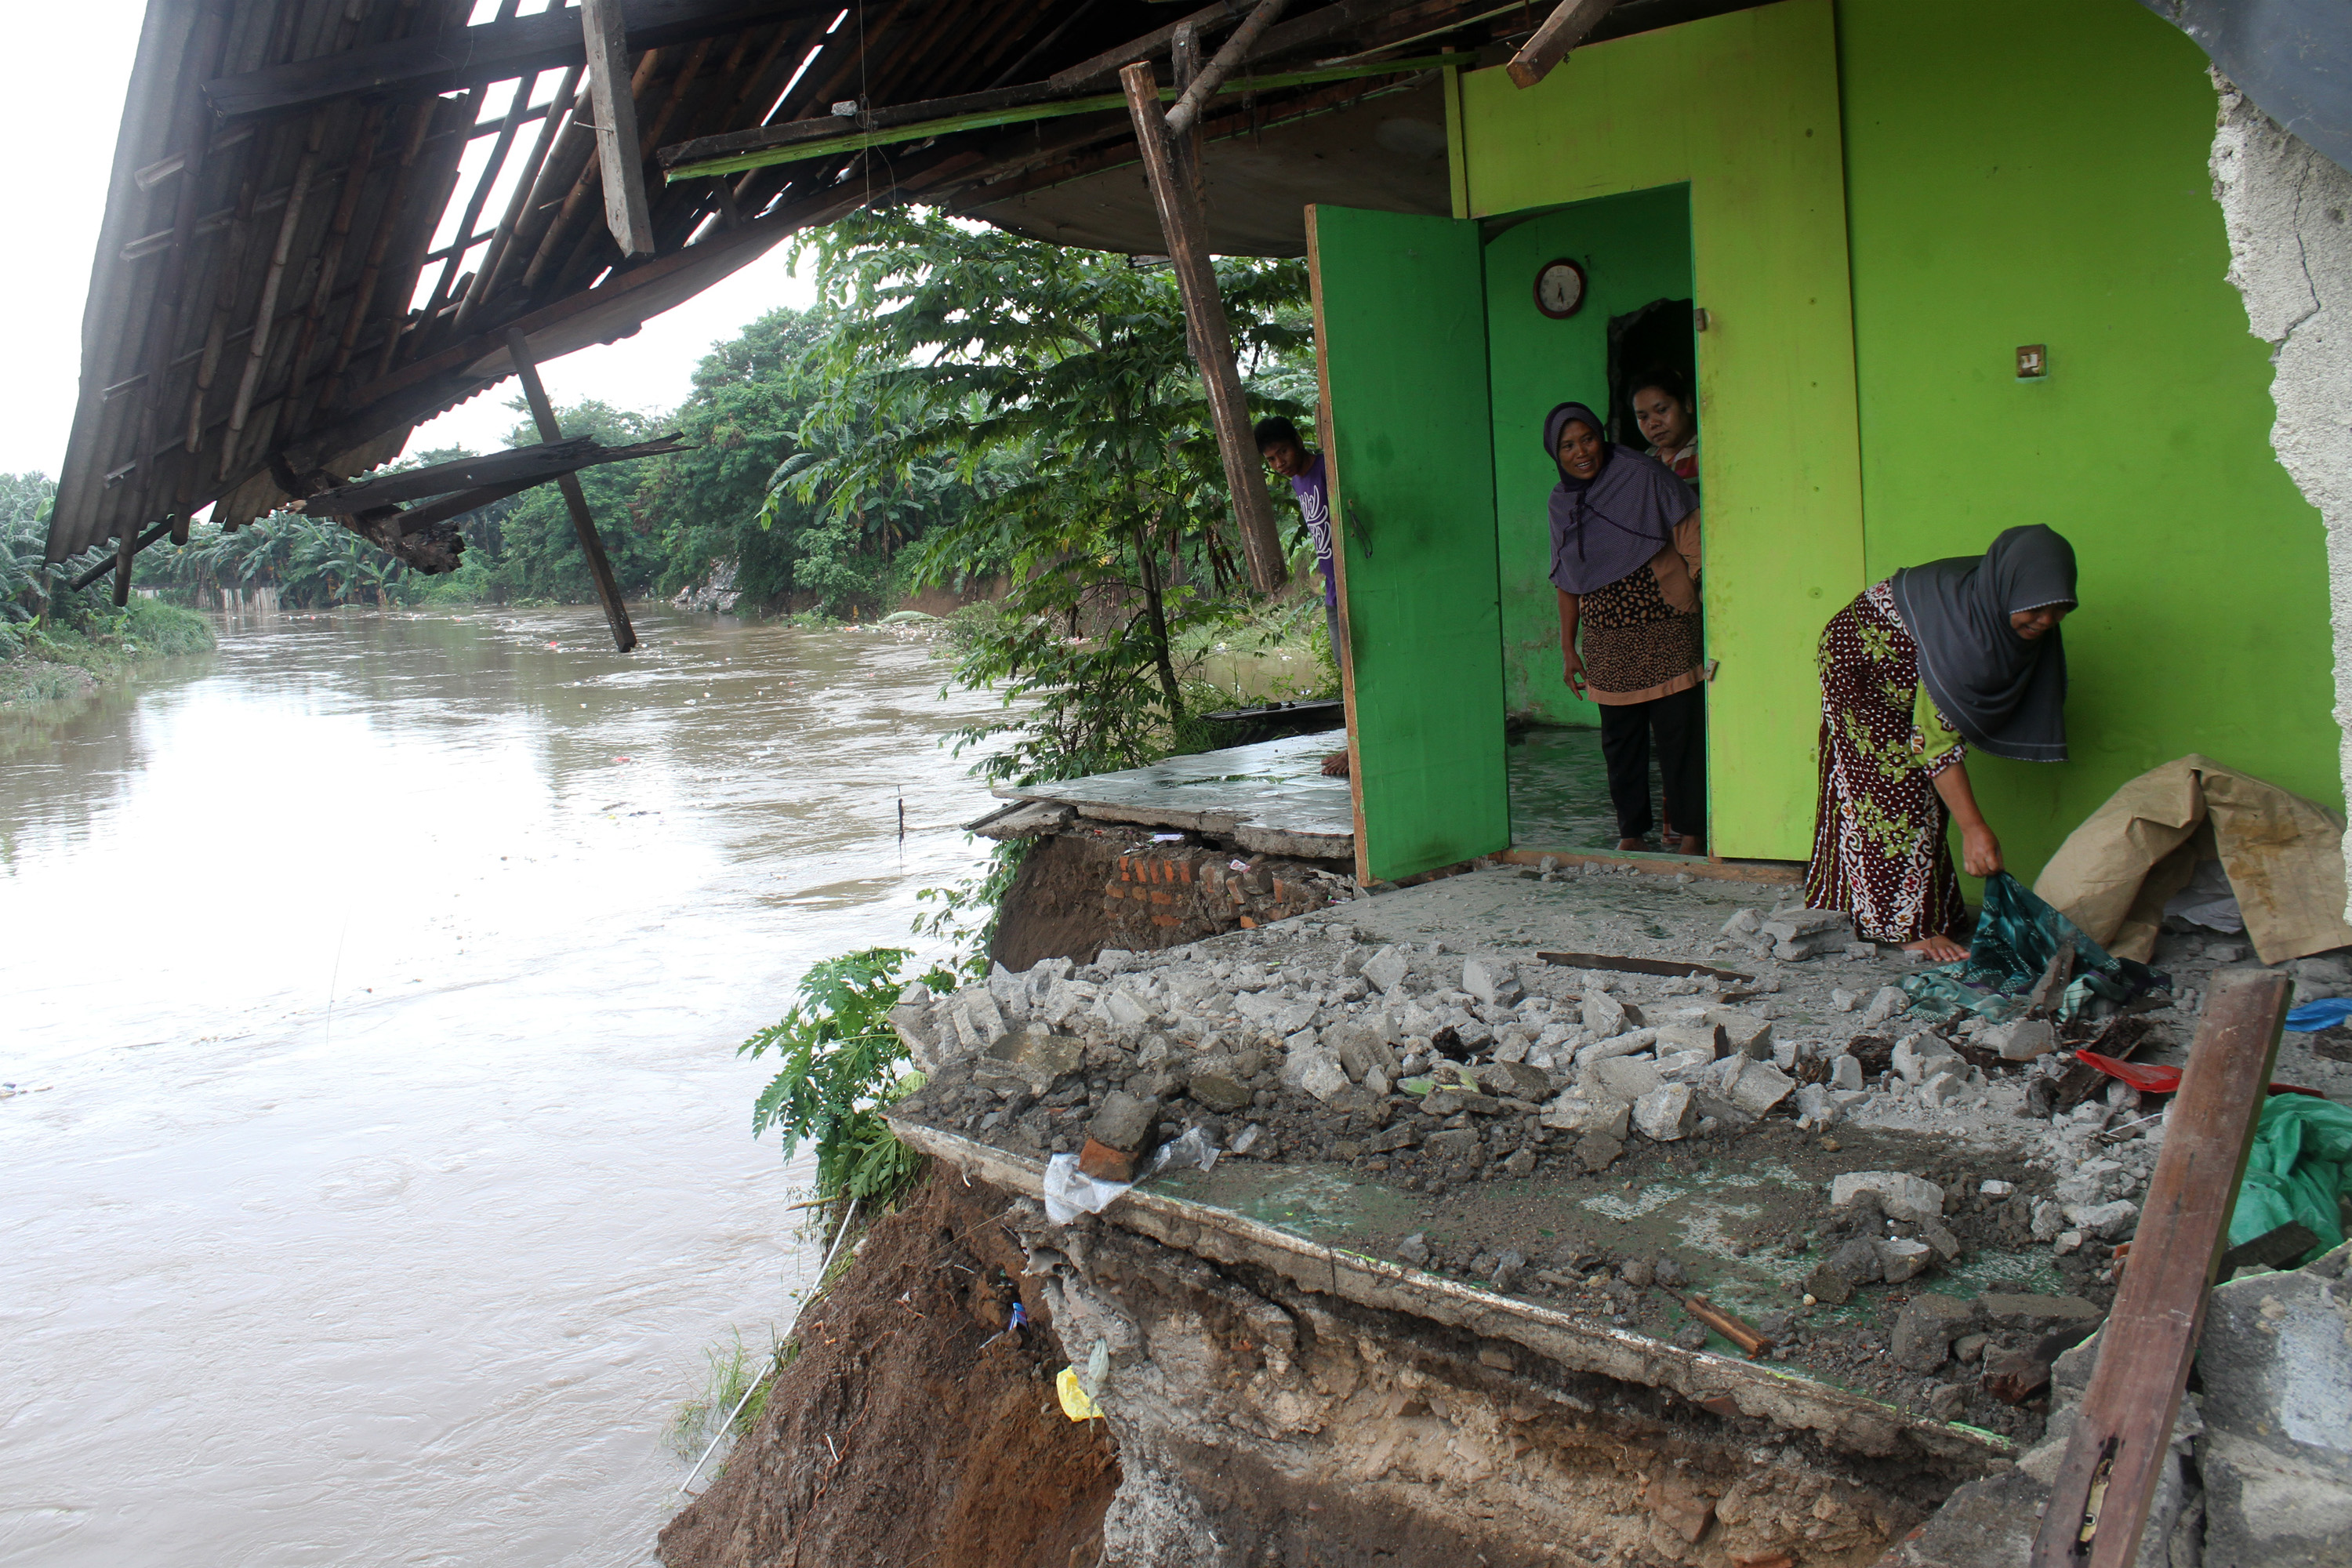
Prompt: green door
<box><xmin>1306</xmin><ymin>205</ymin><xmax>1506</xmax><ymax>885</ymax></box>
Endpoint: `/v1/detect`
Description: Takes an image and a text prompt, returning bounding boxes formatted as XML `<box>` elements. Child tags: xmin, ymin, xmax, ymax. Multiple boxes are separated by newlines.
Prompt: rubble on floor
<box><xmin>888</xmin><ymin>866</ymin><xmax>2350</xmax><ymax>1441</ymax></box>
<box><xmin>1881</xmin><ymin>1240</ymin><xmax>2352</xmax><ymax>1567</ymax></box>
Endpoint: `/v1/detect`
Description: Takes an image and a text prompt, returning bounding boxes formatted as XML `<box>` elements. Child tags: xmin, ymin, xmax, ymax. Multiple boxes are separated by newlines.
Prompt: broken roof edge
<box><xmin>889</xmin><ymin>1113</ymin><xmax>2016</xmax><ymax>1473</ymax></box>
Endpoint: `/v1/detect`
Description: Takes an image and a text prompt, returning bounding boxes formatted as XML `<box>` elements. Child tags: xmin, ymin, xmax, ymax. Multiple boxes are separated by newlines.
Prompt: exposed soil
<box><xmin>993</xmin><ymin>833</ymin><xmax>1119</xmax><ymax>971</ymax></box>
<box><xmin>657</xmin><ymin>1171</ymin><xmax>1119</xmax><ymax>1568</ymax></box>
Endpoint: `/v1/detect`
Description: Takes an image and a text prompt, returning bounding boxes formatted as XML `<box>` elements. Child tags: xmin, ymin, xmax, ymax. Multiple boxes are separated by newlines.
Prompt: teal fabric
<box><xmin>1900</xmin><ymin>872</ymin><xmax>2169</xmax><ymax>1024</ymax></box>
<box><xmin>2227</xmin><ymin>1094</ymin><xmax>2352</xmax><ymax>1265</ymax></box>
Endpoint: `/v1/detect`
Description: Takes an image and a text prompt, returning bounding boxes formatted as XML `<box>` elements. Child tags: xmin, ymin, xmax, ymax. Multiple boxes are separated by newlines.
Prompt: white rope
<box><xmin>679</xmin><ymin>1193</ymin><xmax>862</xmax><ymax>1494</ymax></box>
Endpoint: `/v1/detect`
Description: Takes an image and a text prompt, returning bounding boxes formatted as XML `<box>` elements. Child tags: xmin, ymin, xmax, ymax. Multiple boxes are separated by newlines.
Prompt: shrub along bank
<box><xmin>2</xmin><ymin>473</ymin><xmax>214</xmax><ymax>713</ymax></box>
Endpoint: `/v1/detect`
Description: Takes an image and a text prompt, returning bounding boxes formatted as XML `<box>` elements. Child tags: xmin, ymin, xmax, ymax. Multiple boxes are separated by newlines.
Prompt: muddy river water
<box><xmin>1</xmin><ymin>607</ymin><xmax>999</xmax><ymax>1566</ymax></box>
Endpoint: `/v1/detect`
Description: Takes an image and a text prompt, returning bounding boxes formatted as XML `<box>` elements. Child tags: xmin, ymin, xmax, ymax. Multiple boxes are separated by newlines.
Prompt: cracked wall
<box><xmin>2209</xmin><ymin>72</ymin><xmax>2352</xmax><ymax>916</ymax></box>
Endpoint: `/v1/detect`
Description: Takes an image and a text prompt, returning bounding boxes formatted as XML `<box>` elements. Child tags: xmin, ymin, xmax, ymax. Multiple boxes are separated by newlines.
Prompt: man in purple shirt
<box><xmin>1254</xmin><ymin>416</ymin><xmax>1348</xmax><ymax>777</ymax></box>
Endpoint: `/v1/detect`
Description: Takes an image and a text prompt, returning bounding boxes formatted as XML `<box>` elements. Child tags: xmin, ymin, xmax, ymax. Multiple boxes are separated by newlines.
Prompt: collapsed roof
<box><xmin>49</xmin><ymin>0</ymin><xmax>1756</xmax><ymax>570</ymax></box>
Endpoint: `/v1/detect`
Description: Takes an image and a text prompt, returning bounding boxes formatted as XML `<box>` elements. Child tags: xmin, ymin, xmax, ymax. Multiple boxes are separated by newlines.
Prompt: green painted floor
<box><xmin>1508</xmin><ymin>724</ymin><xmax>1661</xmax><ymax>850</ymax></box>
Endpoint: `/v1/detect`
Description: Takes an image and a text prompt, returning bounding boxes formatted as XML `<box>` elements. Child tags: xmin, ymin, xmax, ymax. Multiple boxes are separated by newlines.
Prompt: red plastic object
<box><xmin>2072</xmin><ymin>1049</ymin><xmax>2324</xmax><ymax>1098</ymax></box>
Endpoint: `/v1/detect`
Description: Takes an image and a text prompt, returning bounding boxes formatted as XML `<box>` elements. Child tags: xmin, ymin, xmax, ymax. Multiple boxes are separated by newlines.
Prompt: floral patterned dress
<box><xmin>1804</xmin><ymin>579</ymin><xmax>1969</xmax><ymax>944</ymax></box>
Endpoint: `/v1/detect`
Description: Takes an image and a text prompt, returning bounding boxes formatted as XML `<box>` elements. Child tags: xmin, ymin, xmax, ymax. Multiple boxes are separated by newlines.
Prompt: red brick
<box><xmin>1077</xmin><ymin>1137</ymin><xmax>1139</xmax><ymax>1183</ymax></box>
<box><xmin>1151</xmin><ymin>914</ymin><xmax>1181</xmax><ymax>927</ymax></box>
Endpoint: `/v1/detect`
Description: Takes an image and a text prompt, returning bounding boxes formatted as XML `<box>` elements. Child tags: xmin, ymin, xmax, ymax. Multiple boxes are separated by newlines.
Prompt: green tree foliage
<box><xmin>488</xmin><ymin>400</ymin><xmax>671</xmax><ymax>601</ymax></box>
<box><xmin>739</xmin><ymin>947</ymin><xmax>944</xmax><ymax>1204</ymax></box>
<box><xmin>791</xmin><ymin>208</ymin><xmax>1312</xmax><ymax>787</ymax></box>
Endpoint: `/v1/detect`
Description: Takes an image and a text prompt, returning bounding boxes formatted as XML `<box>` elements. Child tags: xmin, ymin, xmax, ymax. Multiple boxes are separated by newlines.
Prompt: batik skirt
<box><xmin>1803</xmin><ymin>581</ymin><xmax>1969</xmax><ymax>944</ymax></box>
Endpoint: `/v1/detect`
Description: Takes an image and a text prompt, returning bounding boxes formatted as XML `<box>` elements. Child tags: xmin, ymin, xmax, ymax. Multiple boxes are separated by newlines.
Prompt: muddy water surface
<box><xmin>1</xmin><ymin>607</ymin><xmax>996</xmax><ymax>1566</ymax></box>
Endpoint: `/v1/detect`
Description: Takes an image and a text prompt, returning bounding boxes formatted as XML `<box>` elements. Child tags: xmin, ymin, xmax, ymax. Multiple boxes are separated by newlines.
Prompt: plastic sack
<box><xmin>2226</xmin><ymin>1094</ymin><xmax>2352</xmax><ymax>1265</ymax></box>
<box><xmin>1054</xmin><ymin>1366</ymin><xmax>1103</xmax><ymax>1421</ymax></box>
<box><xmin>1901</xmin><ymin>872</ymin><xmax>2169</xmax><ymax>1024</ymax></box>
<box><xmin>2285</xmin><ymin>996</ymin><xmax>2352</xmax><ymax>1033</ymax></box>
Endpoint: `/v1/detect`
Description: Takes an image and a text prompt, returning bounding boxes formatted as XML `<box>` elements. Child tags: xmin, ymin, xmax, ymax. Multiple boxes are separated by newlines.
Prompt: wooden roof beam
<box><xmin>581</xmin><ymin>0</ymin><xmax>657</xmax><ymax>258</ymax></box>
<box><xmin>1504</xmin><ymin>0</ymin><xmax>1615</xmax><ymax>89</ymax></box>
<box><xmin>204</xmin><ymin>0</ymin><xmax>830</xmax><ymax>122</ymax></box>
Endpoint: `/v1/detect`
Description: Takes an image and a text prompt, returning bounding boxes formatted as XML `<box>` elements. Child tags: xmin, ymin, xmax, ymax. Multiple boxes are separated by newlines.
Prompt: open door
<box><xmin>1306</xmin><ymin>205</ymin><xmax>1506</xmax><ymax>885</ymax></box>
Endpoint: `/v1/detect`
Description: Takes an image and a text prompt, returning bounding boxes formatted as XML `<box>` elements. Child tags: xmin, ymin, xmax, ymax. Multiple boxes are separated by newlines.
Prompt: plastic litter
<box><xmin>2074</xmin><ymin>1049</ymin><xmax>2325</xmax><ymax>1100</ymax></box>
<box><xmin>1900</xmin><ymin>872</ymin><xmax>2168</xmax><ymax>1024</ymax></box>
<box><xmin>2284</xmin><ymin>996</ymin><xmax>2352</xmax><ymax>1032</ymax></box>
<box><xmin>1054</xmin><ymin>1366</ymin><xmax>1103</xmax><ymax>1421</ymax></box>
<box><xmin>2225</xmin><ymin>1094</ymin><xmax>2352</xmax><ymax>1265</ymax></box>
<box><xmin>1040</xmin><ymin>1127</ymin><xmax>1221</xmax><ymax>1223</ymax></box>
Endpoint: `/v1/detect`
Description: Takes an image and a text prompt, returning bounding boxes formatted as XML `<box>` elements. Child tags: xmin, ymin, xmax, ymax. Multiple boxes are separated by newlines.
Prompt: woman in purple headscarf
<box><xmin>1545</xmin><ymin>401</ymin><xmax>1706</xmax><ymax>854</ymax></box>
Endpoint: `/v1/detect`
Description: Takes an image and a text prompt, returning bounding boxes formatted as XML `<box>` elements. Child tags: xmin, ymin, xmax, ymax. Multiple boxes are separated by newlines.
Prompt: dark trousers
<box><xmin>1598</xmin><ymin>684</ymin><xmax>1706</xmax><ymax>842</ymax></box>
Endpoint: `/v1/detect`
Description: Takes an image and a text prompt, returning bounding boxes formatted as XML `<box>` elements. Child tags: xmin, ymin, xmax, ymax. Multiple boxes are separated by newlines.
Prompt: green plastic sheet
<box><xmin>2227</xmin><ymin>1094</ymin><xmax>2352</xmax><ymax>1265</ymax></box>
<box><xmin>1900</xmin><ymin>872</ymin><xmax>2170</xmax><ymax>1024</ymax></box>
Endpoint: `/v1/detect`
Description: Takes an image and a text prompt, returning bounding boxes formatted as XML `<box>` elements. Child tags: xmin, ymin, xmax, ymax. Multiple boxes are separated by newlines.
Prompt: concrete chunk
<box><xmin>1461</xmin><ymin>956</ymin><xmax>1519</xmax><ymax>1005</ymax></box>
<box><xmin>1573</xmin><ymin>1027</ymin><xmax>1657</xmax><ymax>1068</ymax></box>
<box><xmin>1875</xmin><ymin>1236</ymin><xmax>1933</xmax><ymax>1283</ymax></box>
<box><xmin>1654</xmin><ymin>1022</ymin><xmax>1725</xmax><ymax>1060</ymax></box>
<box><xmin>1829</xmin><ymin>1171</ymin><xmax>1945</xmax><ymax>1221</ymax></box>
<box><xmin>1893</xmin><ymin>1031</ymin><xmax>1958</xmax><ymax>1083</ymax></box>
<box><xmin>1632</xmin><ymin>1083</ymin><xmax>1696</xmax><ymax>1141</ymax></box>
<box><xmin>1087</xmin><ymin>1091</ymin><xmax>1161</xmax><ymax>1154</ymax></box>
<box><xmin>1359</xmin><ymin>944</ymin><xmax>1407</xmax><ymax>994</ymax></box>
<box><xmin>1541</xmin><ymin>1091</ymin><xmax>1631</xmax><ymax>1140</ymax></box>
<box><xmin>1861</xmin><ymin>985</ymin><xmax>1911</xmax><ymax>1026</ymax></box>
<box><xmin>1480</xmin><ymin>1060</ymin><xmax>1555</xmax><ymax>1101</ymax></box>
<box><xmin>1890</xmin><ymin>1293</ymin><xmax>1977</xmax><ymax>1371</ymax></box>
<box><xmin>1297</xmin><ymin>1054</ymin><xmax>1351</xmax><ymax>1103</ymax></box>
<box><xmin>1582</xmin><ymin>991</ymin><xmax>1643</xmax><ymax>1036</ymax></box>
<box><xmin>1185</xmin><ymin>1069</ymin><xmax>1252</xmax><ymax>1115</ymax></box>
<box><xmin>1984</xmin><ymin>1018</ymin><xmax>2059</xmax><ymax>1061</ymax></box>
<box><xmin>1594</xmin><ymin>1057</ymin><xmax>1667</xmax><ymax>1102</ymax></box>
<box><xmin>1704</xmin><ymin>1010</ymin><xmax>1773</xmax><ymax>1058</ymax></box>
<box><xmin>1726</xmin><ymin>1058</ymin><xmax>1796</xmax><ymax>1116</ymax></box>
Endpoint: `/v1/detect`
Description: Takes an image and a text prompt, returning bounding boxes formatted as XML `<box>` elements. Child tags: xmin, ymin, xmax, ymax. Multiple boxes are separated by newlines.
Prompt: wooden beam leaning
<box><xmin>581</xmin><ymin>0</ymin><xmax>657</xmax><ymax>257</ymax></box>
<box><xmin>1166</xmin><ymin>0</ymin><xmax>1289</xmax><ymax>138</ymax></box>
<box><xmin>1118</xmin><ymin>62</ymin><xmax>1287</xmax><ymax>595</ymax></box>
<box><xmin>2028</xmin><ymin>967</ymin><xmax>2292</xmax><ymax>1568</ymax></box>
<box><xmin>1504</xmin><ymin>0</ymin><xmax>1617</xmax><ymax>89</ymax></box>
<box><xmin>503</xmin><ymin>328</ymin><xmax>639</xmax><ymax>652</ymax></box>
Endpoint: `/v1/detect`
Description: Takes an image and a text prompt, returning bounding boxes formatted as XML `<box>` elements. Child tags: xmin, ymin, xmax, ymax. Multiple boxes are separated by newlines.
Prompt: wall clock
<box><xmin>1534</xmin><ymin>257</ymin><xmax>1588</xmax><ymax>319</ymax></box>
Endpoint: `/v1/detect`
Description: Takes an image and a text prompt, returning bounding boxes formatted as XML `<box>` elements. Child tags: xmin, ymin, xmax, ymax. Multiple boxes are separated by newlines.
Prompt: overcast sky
<box><xmin>0</xmin><ymin>2</ymin><xmax>818</xmax><ymax>480</ymax></box>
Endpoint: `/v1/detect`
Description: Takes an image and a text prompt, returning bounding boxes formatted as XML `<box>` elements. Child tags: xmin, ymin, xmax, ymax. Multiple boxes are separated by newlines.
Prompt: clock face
<box><xmin>1535</xmin><ymin>258</ymin><xmax>1587</xmax><ymax>319</ymax></box>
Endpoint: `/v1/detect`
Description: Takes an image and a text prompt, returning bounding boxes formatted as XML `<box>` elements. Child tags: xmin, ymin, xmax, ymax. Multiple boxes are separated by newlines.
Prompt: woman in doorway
<box><xmin>1630</xmin><ymin>368</ymin><xmax>1700</xmax><ymax>495</ymax></box>
<box><xmin>1806</xmin><ymin>524</ymin><xmax>2076</xmax><ymax>960</ymax></box>
<box><xmin>1548</xmin><ymin>401</ymin><xmax>1706</xmax><ymax>855</ymax></box>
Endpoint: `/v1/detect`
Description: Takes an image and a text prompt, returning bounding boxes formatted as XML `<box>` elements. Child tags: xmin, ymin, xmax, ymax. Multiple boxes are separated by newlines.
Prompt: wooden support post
<box><xmin>581</xmin><ymin>0</ymin><xmax>657</xmax><ymax>258</ymax></box>
<box><xmin>2029</xmin><ymin>967</ymin><xmax>2292</xmax><ymax>1568</ymax></box>
<box><xmin>504</xmin><ymin>328</ymin><xmax>639</xmax><ymax>652</ymax></box>
<box><xmin>1119</xmin><ymin>62</ymin><xmax>1287</xmax><ymax>595</ymax></box>
<box><xmin>1504</xmin><ymin>0</ymin><xmax>1617</xmax><ymax>90</ymax></box>
<box><xmin>1165</xmin><ymin>0</ymin><xmax>1287</xmax><ymax>138</ymax></box>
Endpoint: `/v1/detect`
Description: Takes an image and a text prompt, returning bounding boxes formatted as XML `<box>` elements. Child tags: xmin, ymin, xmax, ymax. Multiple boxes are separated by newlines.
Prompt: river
<box><xmin>0</xmin><ymin>606</ymin><xmax>999</xmax><ymax>1566</ymax></box>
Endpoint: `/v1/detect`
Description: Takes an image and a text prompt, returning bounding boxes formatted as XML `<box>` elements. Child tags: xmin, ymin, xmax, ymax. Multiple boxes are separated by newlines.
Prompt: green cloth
<box><xmin>1911</xmin><ymin>679</ymin><xmax>1963</xmax><ymax>766</ymax></box>
<box><xmin>1900</xmin><ymin>871</ymin><xmax>2169</xmax><ymax>1023</ymax></box>
<box><xmin>2227</xmin><ymin>1094</ymin><xmax>2352</xmax><ymax>1265</ymax></box>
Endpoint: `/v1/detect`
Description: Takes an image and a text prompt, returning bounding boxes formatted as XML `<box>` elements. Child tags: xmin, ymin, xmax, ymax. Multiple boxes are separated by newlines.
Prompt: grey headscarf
<box><xmin>1543</xmin><ymin>402</ymin><xmax>1696</xmax><ymax>595</ymax></box>
<box><xmin>1890</xmin><ymin>524</ymin><xmax>2078</xmax><ymax>763</ymax></box>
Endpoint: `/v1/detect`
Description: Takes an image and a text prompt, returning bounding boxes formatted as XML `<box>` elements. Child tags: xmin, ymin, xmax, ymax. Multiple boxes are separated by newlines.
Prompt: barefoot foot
<box><xmin>1904</xmin><ymin>935</ymin><xmax>1968</xmax><ymax>963</ymax></box>
<box><xmin>1617</xmin><ymin>837</ymin><xmax>1650</xmax><ymax>852</ymax></box>
<box><xmin>1320</xmin><ymin>751</ymin><xmax>1349</xmax><ymax>778</ymax></box>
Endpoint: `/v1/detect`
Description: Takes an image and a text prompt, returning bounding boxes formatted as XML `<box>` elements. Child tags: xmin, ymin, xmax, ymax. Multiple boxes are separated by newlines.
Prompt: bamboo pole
<box><xmin>1165</xmin><ymin>0</ymin><xmax>1287</xmax><ymax>138</ymax></box>
<box><xmin>219</xmin><ymin>115</ymin><xmax>327</xmax><ymax>480</ymax></box>
<box><xmin>504</xmin><ymin>327</ymin><xmax>638</xmax><ymax>652</ymax></box>
<box><xmin>1118</xmin><ymin>61</ymin><xmax>1287</xmax><ymax>595</ymax></box>
<box><xmin>456</xmin><ymin>65</ymin><xmax>584</xmax><ymax>333</ymax></box>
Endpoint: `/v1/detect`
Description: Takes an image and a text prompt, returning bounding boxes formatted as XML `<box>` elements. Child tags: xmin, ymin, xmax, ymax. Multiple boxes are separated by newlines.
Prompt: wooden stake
<box><xmin>1504</xmin><ymin>0</ymin><xmax>1617</xmax><ymax>89</ymax></box>
<box><xmin>1119</xmin><ymin>61</ymin><xmax>1287</xmax><ymax>595</ymax></box>
<box><xmin>505</xmin><ymin>328</ymin><xmax>640</xmax><ymax>652</ymax></box>
<box><xmin>581</xmin><ymin>0</ymin><xmax>657</xmax><ymax>258</ymax></box>
<box><xmin>2029</xmin><ymin>967</ymin><xmax>2290</xmax><ymax>1568</ymax></box>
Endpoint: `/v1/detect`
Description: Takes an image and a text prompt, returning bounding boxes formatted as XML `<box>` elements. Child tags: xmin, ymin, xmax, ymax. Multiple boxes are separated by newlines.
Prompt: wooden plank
<box><xmin>1119</xmin><ymin>61</ymin><xmax>1287</xmax><ymax>596</ymax></box>
<box><xmin>581</xmin><ymin>0</ymin><xmax>657</xmax><ymax>258</ymax></box>
<box><xmin>504</xmin><ymin>328</ymin><xmax>638</xmax><ymax>654</ymax></box>
<box><xmin>1504</xmin><ymin>0</ymin><xmax>1617</xmax><ymax>89</ymax></box>
<box><xmin>1048</xmin><ymin>1</ymin><xmax>1245</xmax><ymax>90</ymax></box>
<box><xmin>2028</xmin><ymin>967</ymin><xmax>2291</xmax><ymax>1568</ymax></box>
<box><xmin>202</xmin><ymin>0</ymin><xmax>818</xmax><ymax>122</ymax></box>
<box><xmin>1536</xmin><ymin>952</ymin><xmax>1753</xmax><ymax>983</ymax></box>
<box><xmin>295</xmin><ymin>434</ymin><xmax>688</xmax><ymax>513</ymax></box>
<box><xmin>663</xmin><ymin>53</ymin><xmax>1454</xmax><ymax>180</ymax></box>
<box><xmin>456</xmin><ymin>67</ymin><xmax>583</xmax><ymax>333</ymax></box>
<box><xmin>76</xmin><ymin>519</ymin><xmax>173</xmax><ymax>593</ymax></box>
<box><xmin>1166</xmin><ymin>0</ymin><xmax>1290</xmax><ymax>138</ymax></box>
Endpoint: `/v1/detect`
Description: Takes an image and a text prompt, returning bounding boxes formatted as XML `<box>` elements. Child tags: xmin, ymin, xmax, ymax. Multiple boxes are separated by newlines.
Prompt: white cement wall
<box><xmin>2208</xmin><ymin>72</ymin><xmax>2352</xmax><ymax>920</ymax></box>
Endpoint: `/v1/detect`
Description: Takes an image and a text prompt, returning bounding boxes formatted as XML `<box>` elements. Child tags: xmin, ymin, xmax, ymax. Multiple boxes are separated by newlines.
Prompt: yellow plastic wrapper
<box><xmin>1055</xmin><ymin>1366</ymin><xmax>1102</xmax><ymax>1422</ymax></box>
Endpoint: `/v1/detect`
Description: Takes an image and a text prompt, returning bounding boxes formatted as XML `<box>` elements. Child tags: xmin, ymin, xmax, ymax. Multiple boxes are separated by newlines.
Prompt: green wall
<box><xmin>1307</xmin><ymin>206</ymin><xmax>1512</xmax><ymax>885</ymax></box>
<box><xmin>1486</xmin><ymin>188</ymin><xmax>1696</xmax><ymax>726</ymax></box>
<box><xmin>1457</xmin><ymin>0</ymin><xmax>1865</xmax><ymax>859</ymax></box>
<box><xmin>1836</xmin><ymin>0</ymin><xmax>2343</xmax><ymax>883</ymax></box>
